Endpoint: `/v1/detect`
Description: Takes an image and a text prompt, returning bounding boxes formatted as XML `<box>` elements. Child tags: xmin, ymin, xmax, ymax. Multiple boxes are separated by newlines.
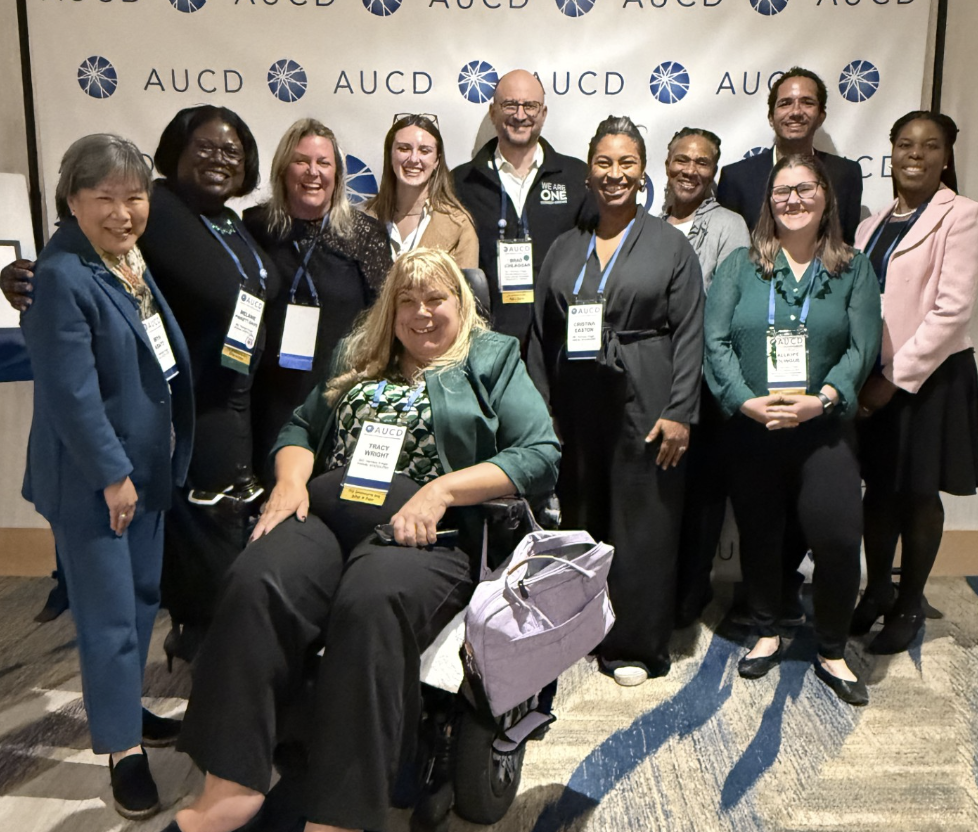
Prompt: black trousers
<box><xmin>178</xmin><ymin>515</ymin><xmax>476</xmax><ymax>832</ymax></box>
<box><xmin>726</xmin><ymin>416</ymin><xmax>862</xmax><ymax>659</ymax></box>
<box><xmin>555</xmin><ymin>365</ymin><xmax>684</xmax><ymax>676</ymax></box>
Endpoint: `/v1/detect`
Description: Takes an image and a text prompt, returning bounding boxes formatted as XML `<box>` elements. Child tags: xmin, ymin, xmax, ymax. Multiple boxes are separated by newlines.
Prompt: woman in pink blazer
<box><xmin>853</xmin><ymin>111</ymin><xmax>978</xmax><ymax>654</ymax></box>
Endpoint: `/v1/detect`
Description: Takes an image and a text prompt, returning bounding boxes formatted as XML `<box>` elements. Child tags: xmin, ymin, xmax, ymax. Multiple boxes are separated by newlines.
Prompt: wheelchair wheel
<box><xmin>453</xmin><ymin>705</ymin><xmax>525</xmax><ymax>824</ymax></box>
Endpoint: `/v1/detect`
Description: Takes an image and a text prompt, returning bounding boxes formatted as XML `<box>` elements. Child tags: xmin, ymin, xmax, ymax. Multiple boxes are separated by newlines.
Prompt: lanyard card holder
<box><xmin>340</xmin><ymin>421</ymin><xmax>408</xmax><ymax>506</ymax></box>
<box><xmin>280</xmin><ymin>216</ymin><xmax>326</xmax><ymax>371</ymax></box>
<box><xmin>222</xmin><ymin>289</ymin><xmax>265</xmax><ymax>373</ymax></box>
<box><xmin>142</xmin><ymin>313</ymin><xmax>179</xmax><ymax>381</ymax></box>
<box><xmin>566</xmin><ymin>301</ymin><xmax>603</xmax><ymax>360</ymax></box>
<box><xmin>766</xmin><ymin>326</ymin><xmax>809</xmax><ymax>395</ymax></box>
<box><xmin>497</xmin><ymin>240</ymin><xmax>534</xmax><ymax>304</ymax></box>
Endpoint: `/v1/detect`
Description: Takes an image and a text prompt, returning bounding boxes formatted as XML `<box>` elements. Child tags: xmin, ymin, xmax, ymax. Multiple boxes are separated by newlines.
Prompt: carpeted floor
<box><xmin>0</xmin><ymin>575</ymin><xmax>976</xmax><ymax>832</ymax></box>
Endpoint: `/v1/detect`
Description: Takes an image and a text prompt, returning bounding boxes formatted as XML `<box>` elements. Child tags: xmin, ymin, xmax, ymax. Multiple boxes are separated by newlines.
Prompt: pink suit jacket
<box><xmin>855</xmin><ymin>186</ymin><xmax>978</xmax><ymax>394</ymax></box>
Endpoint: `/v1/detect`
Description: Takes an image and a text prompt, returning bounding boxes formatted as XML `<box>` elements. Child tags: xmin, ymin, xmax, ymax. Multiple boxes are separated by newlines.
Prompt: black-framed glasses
<box><xmin>497</xmin><ymin>99</ymin><xmax>543</xmax><ymax>117</ymax></box>
<box><xmin>393</xmin><ymin>113</ymin><xmax>440</xmax><ymax>130</ymax></box>
<box><xmin>191</xmin><ymin>139</ymin><xmax>244</xmax><ymax>163</ymax></box>
<box><xmin>771</xmin><ymin>181</ymin><xmax>820</xmax><ymax>203</ymax></box>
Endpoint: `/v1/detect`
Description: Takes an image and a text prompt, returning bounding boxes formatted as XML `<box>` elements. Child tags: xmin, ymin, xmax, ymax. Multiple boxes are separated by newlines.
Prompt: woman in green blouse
<box><xmin>166</xmin><ymin>248</ymin><xmax>559</xmax><ymax>832</ymax></box>
<box><xmin>705</xmin><ymin>155</ymin><xmax>881</xmax><ymax>706</ymax></box>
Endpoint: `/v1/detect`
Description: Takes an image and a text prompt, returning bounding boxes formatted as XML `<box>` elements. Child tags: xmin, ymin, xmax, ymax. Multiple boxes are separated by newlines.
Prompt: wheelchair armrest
<box><xmin>479</xmin><ymin>495</ymin><xmax>561</xmax><ymax>531</ymax></box>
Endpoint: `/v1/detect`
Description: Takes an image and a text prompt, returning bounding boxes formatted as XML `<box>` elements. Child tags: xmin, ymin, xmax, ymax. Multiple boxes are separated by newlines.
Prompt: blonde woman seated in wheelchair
<box><xmin>166</xmin><ymin>247</ymin><xmax>560</xmax><ymax>832</ymax></box>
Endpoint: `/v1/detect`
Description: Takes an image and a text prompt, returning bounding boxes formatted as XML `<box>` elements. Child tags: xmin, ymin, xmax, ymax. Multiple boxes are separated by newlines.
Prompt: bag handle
<box><xmin>501</xmin><ymin>553</ymin><xmax>597</xmax><ymax>623</ymax></box>
<box><xmin>478</xmin><ymin>497</ymin><xmax>543</xmax><ymax>581</ymax></box>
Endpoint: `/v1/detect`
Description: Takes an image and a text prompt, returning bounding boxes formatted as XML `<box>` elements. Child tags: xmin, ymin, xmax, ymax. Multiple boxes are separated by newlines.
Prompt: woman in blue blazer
<box><xmin>20</xmin><ymin>134</ymin><xmax>194</xmax><ymax>821</ymax></box>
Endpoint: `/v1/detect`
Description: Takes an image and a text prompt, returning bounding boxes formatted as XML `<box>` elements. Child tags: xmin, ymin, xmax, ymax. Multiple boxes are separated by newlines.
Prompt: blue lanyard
<box><xmin>492</xmin><ymin>158</ymin><xmax>531</xmax><ymax>240</ymax></box>
<box><xmin>863</xmin><ymin>201</ymin><xmax>929</xmax><ymax>289</ymax></box>
<box><xmin>201</xmin><ymin>215</ymin><xmax>268</xmax><ymax>294</ymax></box>
<box><xmin>768</xmin><ymin>258</ymin><xmax>820</xmax><ymax>328</ymax></box>
<box><xmin>290</xmin><ymin>213</ymin><xmax>328</xmax><ymax>305</ymax></box>
<box><xmin>572</xmin><ymin>218</ymin><xmax>636</xmax><ymax>301</ymax></box>
<box><xmin>370</xmin><ymin>380</ymin><xmax>425</xmax><ymax>412</ymax></box>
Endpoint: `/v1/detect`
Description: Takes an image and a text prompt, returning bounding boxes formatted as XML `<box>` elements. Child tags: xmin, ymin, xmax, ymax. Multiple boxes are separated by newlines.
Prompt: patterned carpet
<box><xmin>0</xmin><ymin>575</ymin><xmax>977</xmax><ymax>832</ymax></box>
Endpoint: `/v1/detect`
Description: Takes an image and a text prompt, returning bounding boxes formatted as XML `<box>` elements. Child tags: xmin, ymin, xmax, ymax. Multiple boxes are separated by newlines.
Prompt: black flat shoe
<box><xmin>813</xmin><ymin>661</ymin><xmax>869</xmax><ymax>706</ymax></box>
<box><xmin>142</xmin><ymin>708</ymin><xmax>181</xmax><ymax>748</ymax></box>
<box><xmin>850</xmin><ymin>585</ymin><xmax>896</xmax><ymax>636</ymax></box>
<box><xmin>109</xmin><ymin>748</ymin><xmax>160</xmax><ymax>820</ymax></box>
<box><xmin>737</xmin><ymin>640</ymin><xmax>783</xmax><ymax>680</ymax></box>
<box><xmin>868</xmin><ymin>611</ymin><xmax>925</xmax><ymax>654</ymax></box>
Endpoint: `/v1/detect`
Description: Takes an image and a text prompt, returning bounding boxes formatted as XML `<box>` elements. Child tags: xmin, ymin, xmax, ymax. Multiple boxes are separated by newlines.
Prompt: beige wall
<box><xmin>0</xmin><ymin>3</ymin><xmax>29</xmax><ymax>180</ymax></box>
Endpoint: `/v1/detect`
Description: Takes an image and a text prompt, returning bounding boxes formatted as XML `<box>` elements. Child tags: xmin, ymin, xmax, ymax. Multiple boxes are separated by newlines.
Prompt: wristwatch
<box><xmin>816</xmin><ymin>392</ymin><xmax>835</xmax><ymax>414</ymax></box>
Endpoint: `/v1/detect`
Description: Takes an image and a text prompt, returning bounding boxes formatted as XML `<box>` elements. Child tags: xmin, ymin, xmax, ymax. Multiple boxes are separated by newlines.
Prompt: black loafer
<box><xmin>109</xmin><ymin>748</ymin><xmax>160</xmax><ymax>820</ymax></box>
<box><xmin>867</xmin><ymin>611</ymin><xmax>925</xmax><ymax>655</ymax></box>
<box><xmin>813</xmin><ymin>661</ymin><xmax>869</xmax><ymax>706</ymax></box>
<box><xmin>142</xmin><ymin>708</ymin><xmax>181</xmax><ymax>748</ymax></box>
<box><xmin>737</xmin><ymin>640</ymin><xmax>783</xmax><ymax>680</ymax></box>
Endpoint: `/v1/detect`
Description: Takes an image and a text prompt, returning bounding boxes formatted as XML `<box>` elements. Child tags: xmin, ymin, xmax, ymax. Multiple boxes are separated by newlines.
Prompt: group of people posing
<box><xmin>3</xmin><ymin>63</ymin><xmax>977</xmax><ymax>832</ymax></box>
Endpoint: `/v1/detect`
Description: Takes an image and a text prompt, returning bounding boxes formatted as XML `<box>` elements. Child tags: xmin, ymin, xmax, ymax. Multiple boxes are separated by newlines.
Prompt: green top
<box><xmin>273</xmin><ymin>329</ymin><xmax>560</xmax><ymax>500</ymax></box>
<box><xmin>327</xmin><ymin>378</ymin><xmax>445</xmax><ymax>484</ymax></box>
<box><xmin>704</xmin><ymin>247</ymin><xmax>882</xmax><ymax>419</ymax></box>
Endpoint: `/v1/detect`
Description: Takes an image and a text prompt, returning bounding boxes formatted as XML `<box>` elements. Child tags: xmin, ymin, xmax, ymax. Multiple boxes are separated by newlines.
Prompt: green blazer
<box><xmin>273</xmin><ymin>329</ymin><xmax>561</xmax><ymax>501</ymax></box>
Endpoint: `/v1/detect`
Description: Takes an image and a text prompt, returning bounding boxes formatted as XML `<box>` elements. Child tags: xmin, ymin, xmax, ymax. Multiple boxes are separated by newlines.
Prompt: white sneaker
<box><xmin>613</xmin><ymin>665</ymin><xmax>649</xmax><ymax>686</ymax></box>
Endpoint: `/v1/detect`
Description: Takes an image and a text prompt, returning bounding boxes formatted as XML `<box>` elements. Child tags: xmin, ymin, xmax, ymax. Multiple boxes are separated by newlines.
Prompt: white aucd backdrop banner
<box><xmin>26</xmin><ymin>0</ymin><xmax>933</xmax><ymax>232</ymax></box>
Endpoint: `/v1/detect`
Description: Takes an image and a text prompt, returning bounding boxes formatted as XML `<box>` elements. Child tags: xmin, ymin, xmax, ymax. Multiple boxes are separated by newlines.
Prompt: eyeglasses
<box><xmin>771</xmin><ymin>181</ymin><xmax>820</xmax><ymax>203</ymax></box>
<box><xmin>393</xmin><ymin>113</ymin><xmax>440</xmax><ymax>130</ymax></box>
<box><xmin>497</xmin><ymin>100</ymin><xmax>543</xmax><ymax>117</ymax></box>
<box><xmin>191</xmin><ymin>139</ymin><xmax>244</xmax><ymax>163</ymax></box>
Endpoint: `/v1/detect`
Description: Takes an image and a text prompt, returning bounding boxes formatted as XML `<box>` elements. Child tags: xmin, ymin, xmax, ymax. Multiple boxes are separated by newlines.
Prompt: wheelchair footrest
<box><xmin>491</xmin><ymin>709</ymin><xmax>556</xmax><ymax>755</ymax></box>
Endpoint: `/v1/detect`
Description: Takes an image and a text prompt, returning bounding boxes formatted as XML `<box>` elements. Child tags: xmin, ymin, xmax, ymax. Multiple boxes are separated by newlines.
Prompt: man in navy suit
<box><xmin>717</xmin><ymin>67</ymin><xmax>863</xmax><ymax>244</ymax></box>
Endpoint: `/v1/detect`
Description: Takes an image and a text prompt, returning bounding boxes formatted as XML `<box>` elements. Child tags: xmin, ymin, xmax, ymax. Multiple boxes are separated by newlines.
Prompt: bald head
<box><xmin>490</xmin><ymin>69</ymin><xmax>548</xmax><ymax>152</ymax></box>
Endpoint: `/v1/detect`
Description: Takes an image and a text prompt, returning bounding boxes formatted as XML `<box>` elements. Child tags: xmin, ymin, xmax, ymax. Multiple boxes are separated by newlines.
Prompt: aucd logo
<box><xmin>557</xmin><ymin>0</ymin><xmax>596</xmax><ymax>17</ymax></box>
<box><xmin>363</xmin><ymin>0</ymin><xmax>402</xmax><ymax>16</ymax></box>
<box><xmin>743</xmin><ymin>147</ymin><xmax>768</xmax><ymax>159</ymax></box>
<box><xmin>169</xmin><ymin>0</ymin><xmax>207</xmax><ymax>12</ymax></box>
<box><xmin>839</xmin><ymin>60</ymin><xmax>880</xmax><ymax>103</ymax></box>
<box><xmin>458</xmin><ymin>61</ymin><xmax>498</xmax><ymax>104</ymax></box>
<box><xmin>78</xmin><ymin>56</ymin><xmax>118</xmax><ymax>99</ymax></box>
<box><xmin>649</xmin><ymin>61</ymin><xmax>690</xmax><ymax>104</ymax></box>
<box><xmin>751</xmin><ymin>0</ymin><xmax>789</xmax><ymax>15</ymax></box>
<box><xmin>268</xmin><ymin>59</ymin><xmax>307</xmax><ymax>103</ymax></box>
<box><xmin>346</xmin><ymin>156</ymin><xmax>378</xmax><ymax>205</ymax></box>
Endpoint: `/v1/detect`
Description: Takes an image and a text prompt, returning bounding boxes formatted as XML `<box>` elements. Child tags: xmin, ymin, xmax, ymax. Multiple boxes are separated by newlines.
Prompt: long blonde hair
<box><xmin>325</xmin><ymin>248</ymin><xmax>487</xmax><ymax>405</ymax></box>
<box><xmin>265</xmin><ymin>119</ymin><xmax>355</xmax><ymax>239</ymax></box>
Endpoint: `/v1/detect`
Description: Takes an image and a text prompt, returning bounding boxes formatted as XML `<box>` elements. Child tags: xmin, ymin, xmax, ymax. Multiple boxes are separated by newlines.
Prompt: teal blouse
<box><xmin>704</xmin><ymin>247</ymin><xmax>882</xmax><ymax>418</ymax></box>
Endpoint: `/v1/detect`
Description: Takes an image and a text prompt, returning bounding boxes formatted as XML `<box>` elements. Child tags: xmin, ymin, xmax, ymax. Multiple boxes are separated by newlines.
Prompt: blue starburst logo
<box><xmin>168</xmin><ymin>0</ymin><xmax>207</xmax><ymax>11</ymax></box>
<box><xmin>78</xmin><ymin>56</ymin><xmax>117</xmax><ymax>99</ymax></box>
<box><xmin>839</xmin><ymin>60</ymin><xmax>880</xmax><ymax>102</ymax></box>
<box><xmin>751</xmin><ymin>0</ymin><xmax>789</xmax><ymax>15</ymax></box>
<box><xmin>458</xmin><ymin>60</ymin><xmax>498</xmax><ymax>104</ymax></box>
<box><xmin>556</xmin><ymin>0</ymin><xmax>596</xmax><ymax>17</ymax></box>
<box><xmin>345</xmin><ymin>155</ymin><xmax>378</xmax><ymax>205</ymax></box>
<box><xmin>743</xmin><ymin>147</ymin><xmax>768</xmax><ymax>159</ymax></box>
<box><xmin>268</xmin><ymin>59</ymin><xmax>307</xmax><ymax>103</ymax></box>
<box><xmin>649</xmin><ymin>61</ymin><xmax>690</xmax><ymax>104</ymax></box>
<box><xmin>363</xmin><ymin>0</ymin><xmax>402</xmax><ymax>16</ymax></box>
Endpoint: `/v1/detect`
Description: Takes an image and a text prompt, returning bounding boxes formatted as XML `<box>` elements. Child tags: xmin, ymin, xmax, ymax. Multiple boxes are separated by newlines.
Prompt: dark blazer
<box><xmin>717</xmin><ymin>148</ymin><xmax>864</xmax><ymax>244</ymax></box>
<box><xmin>21</xmin><ymin>219</ymin><xmax>194</xmax><ymax>521</ymax></box>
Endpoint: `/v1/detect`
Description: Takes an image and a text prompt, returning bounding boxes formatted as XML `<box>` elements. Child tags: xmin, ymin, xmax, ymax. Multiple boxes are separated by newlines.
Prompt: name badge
<box><xmin>766</xmin><ymin>327</ymin><xmax>809</xmax><ymax>394</ymax></box>
<box><xmin>279</xmin><ymin>303</ymin><xmax>320</xmax><ymax>371</ymax></box>
<box><xmin>340</xmin><ymin>421</ymin><xmax>407</xmax><ymax>506</ymax></box>
<box><xmin>142</xmin><ymin>313</ymin><xmax>178</xmax><ymax>381</ymax></box>
<box><xmin>221</xmin><ymin>289</ymin><xmax>265</xmax><ymax>374</ymax></box>
<box><xmin>566</xmin><ymin>302</ymin><xmax>603</xmax><ymax>360</ymax></box>
<box><xmin>497</xmin><ymin>240</ymin><xmax>534</xmax><ymax>304</ymax></box>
